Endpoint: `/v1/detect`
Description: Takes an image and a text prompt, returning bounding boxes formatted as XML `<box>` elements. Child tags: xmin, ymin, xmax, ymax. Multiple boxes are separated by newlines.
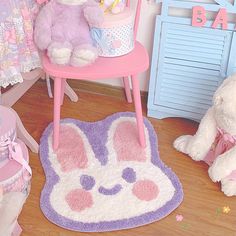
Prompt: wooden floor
<box><xmin>14</xmin><ymin>80</ymin><xmax>236</xmax><ymax>236</ymax></box>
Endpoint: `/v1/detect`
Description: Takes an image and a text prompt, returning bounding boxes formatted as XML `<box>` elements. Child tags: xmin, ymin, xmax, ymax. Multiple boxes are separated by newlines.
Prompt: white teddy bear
<box><xmin>174</xmin><ymin>74</ymin><xmax>236</xmax><ymax>196</ymax></box>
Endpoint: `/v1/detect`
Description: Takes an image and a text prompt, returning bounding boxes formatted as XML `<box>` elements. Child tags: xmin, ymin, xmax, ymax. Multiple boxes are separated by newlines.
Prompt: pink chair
<box><xmin>41</xmin><ymin>0</ymin><xmax>149</xmax><ymax>150</ymax></box>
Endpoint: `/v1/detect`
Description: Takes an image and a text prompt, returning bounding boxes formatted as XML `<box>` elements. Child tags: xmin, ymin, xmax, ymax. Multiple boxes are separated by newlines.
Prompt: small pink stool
<box><xmin>0</xmin><ymin>106</ymin><xmax>31</xmax><ymax>236</ymax></box>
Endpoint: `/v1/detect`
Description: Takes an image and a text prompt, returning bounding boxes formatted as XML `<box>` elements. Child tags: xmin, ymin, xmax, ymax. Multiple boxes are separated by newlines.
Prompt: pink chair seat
<box><xmin>42</xmin><ymin>41</ymin><xmax>149</xmax><ymax>80</ymax></box>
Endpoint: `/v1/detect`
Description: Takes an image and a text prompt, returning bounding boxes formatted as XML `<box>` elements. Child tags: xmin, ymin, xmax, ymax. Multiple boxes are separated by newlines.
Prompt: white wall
<box><xmin>96</xmin><ymin>1</ymin><xmax>161</xmax><ymax>91</ymax></box>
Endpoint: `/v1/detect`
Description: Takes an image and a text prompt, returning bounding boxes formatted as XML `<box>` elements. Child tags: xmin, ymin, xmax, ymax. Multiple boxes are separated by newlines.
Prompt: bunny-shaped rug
<box><xmin>40</xmin><ymin>112</ymin><xmax>183</xmax><ymax>232</ymax></box>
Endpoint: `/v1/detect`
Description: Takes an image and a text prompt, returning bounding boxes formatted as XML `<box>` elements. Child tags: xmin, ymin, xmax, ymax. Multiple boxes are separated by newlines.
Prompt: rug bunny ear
<box><xmin>52</xmin><ymin>123</ymin><xmax>98</xmax><ymax>173</ymax></box>
<box><xmin>107</xmin><ymin>117</ymin><xmax>151</xmax><ymax>164</ymax></box>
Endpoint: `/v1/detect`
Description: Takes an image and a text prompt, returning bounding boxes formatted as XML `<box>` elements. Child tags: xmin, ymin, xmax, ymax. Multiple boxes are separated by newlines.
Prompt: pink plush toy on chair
<box><xmin>34</xmin><ymin>0</ymin><xmax>104</xmax><ymax>66</ymax></box>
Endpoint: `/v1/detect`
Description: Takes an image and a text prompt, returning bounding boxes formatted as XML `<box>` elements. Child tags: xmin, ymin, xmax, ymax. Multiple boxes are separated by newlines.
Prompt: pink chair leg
<box><xmin>53</xmin><ymin>77</ymin><xmax>62</xmax><ymax>150</ymax></box>
<box><xmin>60</xmin><ymin>79</ymin><xmax>66</xmax><ymax>106</ymax></box>
<box><xmin>131</xmin><ymin>75</ymin><xmax>146</xmax><ymax>148</ymax></box>
<box><xmin>123</xmin><ymin>77</ymin><xmax>132</xmax><ymax>103</ymax></box>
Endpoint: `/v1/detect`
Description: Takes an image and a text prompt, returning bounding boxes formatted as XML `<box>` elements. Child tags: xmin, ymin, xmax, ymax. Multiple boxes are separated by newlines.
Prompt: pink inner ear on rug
<box><xmin>56</xmin><ymin>125</ymin><xmax>88</xmax><ymax>172</ymax></box>
<box><xmin>114</xmin><ymin>121</ymin><xmax>146</xmax><ymax>162</ymax></box>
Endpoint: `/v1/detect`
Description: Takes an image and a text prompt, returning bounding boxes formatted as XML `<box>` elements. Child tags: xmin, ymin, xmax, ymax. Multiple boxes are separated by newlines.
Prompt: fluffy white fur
<box><xmin>71</xmin><ymin>47</ymin><xmax>97</xmax><ymax>67</ymax></box>
<box><xmin>48</xmin><ymin>42</ymin><xmax>72</xmax><ymax>65</ymax></box>
<box><xmin>174</xmin><ymin>74</ymin><xmax>236</xmax><ymax>197</ymax></box>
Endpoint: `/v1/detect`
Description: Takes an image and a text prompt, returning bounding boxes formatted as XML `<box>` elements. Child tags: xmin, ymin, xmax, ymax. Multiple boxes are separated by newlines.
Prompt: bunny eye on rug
<box><xmin>174</xmin><ymin>74</ymin><xmax>236</xmax><ymax>197</ymax></box>
<box><xmin>39</xmin><ymin>112</ymin><xmax>183</xmax><ymax>232</ymax></box>
<box><xmin>34</xmin><ymin>0</ymin><xmax>104</xmax><ymax>66</ymax></box>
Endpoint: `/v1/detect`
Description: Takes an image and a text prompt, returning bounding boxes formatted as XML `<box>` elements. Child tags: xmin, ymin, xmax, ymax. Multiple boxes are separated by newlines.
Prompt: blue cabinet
<box><xmin>148</xmin><ymin>1</ymin><xmax>236</xmax><ymax>121</ymax></box>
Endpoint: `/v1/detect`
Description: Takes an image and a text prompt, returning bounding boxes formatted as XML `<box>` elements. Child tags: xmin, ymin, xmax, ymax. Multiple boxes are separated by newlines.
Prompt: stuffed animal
<box><xmin>100</xmin><ymin>0</ymin><xmax>125</xmax><ymax>14</ymax></box>
<box><xmin>174</xmin><ymin>75</ymin><xmax>236</xmax><ymax>196</ymax></box>
<box><xmin>0</xmin><ymin>191</ymin><xmax>27</xmax><ymax>236</ymax></box>
<box><xmin>34</xmin><ymin>0</ymin><xmax>104</xmax><ymax>66</ymax></box>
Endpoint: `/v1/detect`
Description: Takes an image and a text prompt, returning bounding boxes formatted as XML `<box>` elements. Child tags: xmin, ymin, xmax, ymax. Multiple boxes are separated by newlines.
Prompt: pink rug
<box><xmin>40</xmin><ymin>112</ymin><xmax>183</xmax><ymax>232</ymax></box>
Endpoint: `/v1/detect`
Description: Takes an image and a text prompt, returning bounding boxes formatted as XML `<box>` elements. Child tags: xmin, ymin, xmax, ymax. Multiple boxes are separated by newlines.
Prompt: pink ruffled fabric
<box><xmin>204</xmin><ymin>128</ymin><xmax>236</xmax><ymax>180</ymax></box>
<box><xmin>0</xmin><ymin>0</ymin><xmax>41</xmax><ymax>88</ymax></box>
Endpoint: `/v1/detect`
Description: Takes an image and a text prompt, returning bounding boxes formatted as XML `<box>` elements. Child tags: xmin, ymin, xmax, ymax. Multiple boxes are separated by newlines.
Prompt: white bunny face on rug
<box><xmin>174</xmin><ymin>75</ymin><xmax>236</xmax><ymax>197</ymax></box>
<box><xmin>40</xmin><ymin>113</ymin><xmax>183</xmax><ymax>232</ymax></box>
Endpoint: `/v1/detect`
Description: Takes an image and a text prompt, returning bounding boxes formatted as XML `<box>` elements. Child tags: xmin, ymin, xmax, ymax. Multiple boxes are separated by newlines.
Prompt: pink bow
<box><xmin>217</xmin><ymin>128</ymin><xmax>236</xmax><ymax>144</ymax></box>
<box><xmin>204</xmin><ymin>128</ymin><xmax>236</xmax><ymax>178</ymax></box>
<box><xmin>0</xmin><ymin>137</ymin><xmax>32</xmax><ymax>176</ymax></box>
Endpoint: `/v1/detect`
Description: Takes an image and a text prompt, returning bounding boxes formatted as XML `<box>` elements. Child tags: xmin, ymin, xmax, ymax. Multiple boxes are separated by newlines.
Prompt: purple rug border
<box><xmin>39</xmin><ymin>112</ymin><xmax>183</xmax><ymax>232</ymax></box>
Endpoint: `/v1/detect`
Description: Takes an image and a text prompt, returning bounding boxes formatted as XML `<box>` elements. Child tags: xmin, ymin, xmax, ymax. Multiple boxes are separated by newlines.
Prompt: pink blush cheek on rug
<box><xmin>66</xmin><ymin>189</ymin><xmax>93</xmax><ymax>212</ymax></box>
<box><xmin>56</xmin><ymin>125</ymin><xmax>88</xmax><ymax>172</ymax></box>
<box><xmin>132</xmin><ymin>180</ymin><xmax>159</xmax><ymax>201</ymax></box>
<box><xmin>114</xmin><ymin>121</ymin><xmax>146</xmax><ymax>162</ymax></box>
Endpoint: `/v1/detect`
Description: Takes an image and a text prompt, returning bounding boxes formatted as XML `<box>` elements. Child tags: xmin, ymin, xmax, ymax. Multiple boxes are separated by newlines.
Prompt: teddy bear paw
<box><xmin>173</xmin><ymin>135</ymin><xmax>192</xmax><ymax>154</ymax></box>
<box><xmin>221</xmin><ymin>178</ymin><xmax>236</xmax><ymax>196</ymax></box>
<box><xmin>51</xmin><ymin>48</ymin><xmax>72</xmax><ymax>65</ymax></box>
<box><xmin>208</xmin><ymin>165</ymin><xmax>227</xmax><ymax>182</ymax></box>
<box><xmin>188</xmin><ymin>144</ymin><xmax>207</xmax><ymax>161</ymax></box>
<box><xmin>48</xmin><ymin>42</ymin><xmax>72</xmax><ymax>65</ymax></box>
<box><xmin>174</xmin><ymin>135</ymin><xmax>207</xmax><ymax>161</ymax></box>
<box><xmin>208</xmin><ymin>166</ymin><xmax>218</xmax><ymax>182</ymax></box>
<box><xmin>208</xmin><ymin>157</ymin><xmax>233</xmax><ymax>182</ymax></box>
<box><xmin>71</xmin><ymin>46</ymin><xmax>98</xmax><ymax>67</ymax></box>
